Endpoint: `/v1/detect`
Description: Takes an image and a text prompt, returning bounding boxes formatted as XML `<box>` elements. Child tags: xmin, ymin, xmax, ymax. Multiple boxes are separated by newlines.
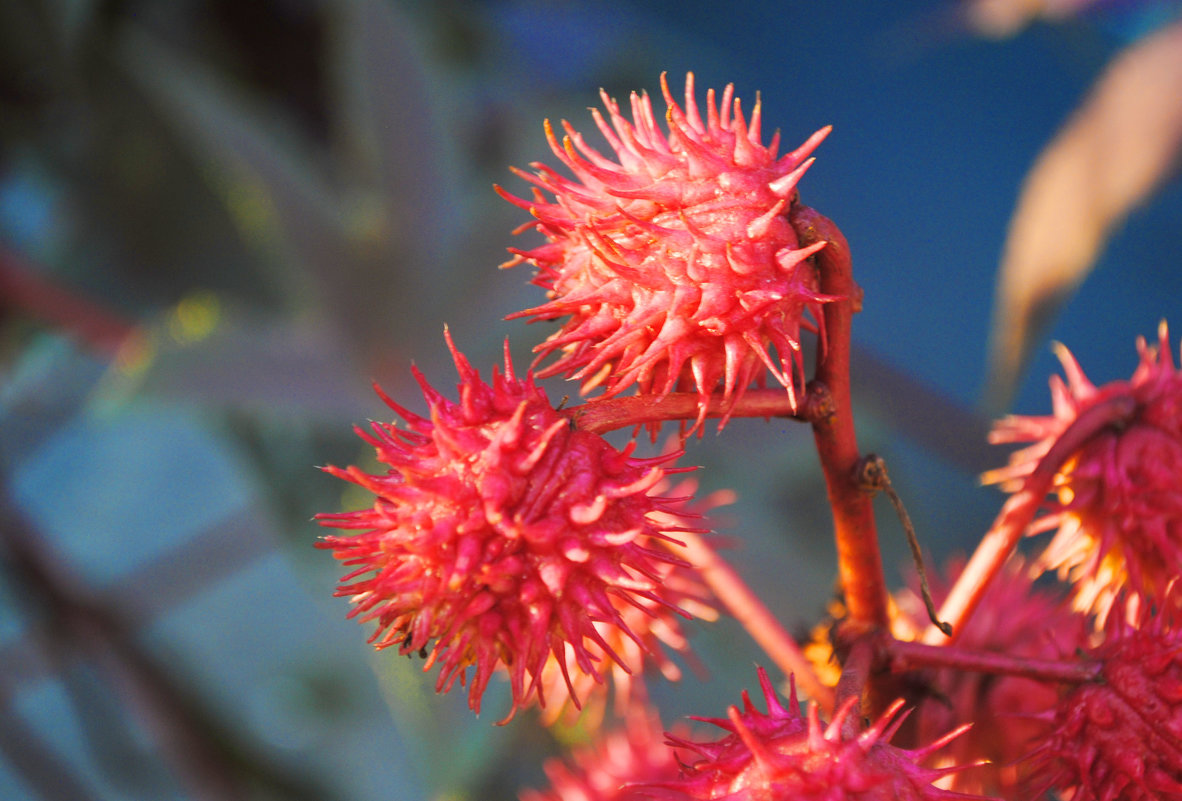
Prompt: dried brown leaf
<box><xmin>985</xmin><ymin>18</ymin><xmax>1182</xmax><ymax>410</ymax></box>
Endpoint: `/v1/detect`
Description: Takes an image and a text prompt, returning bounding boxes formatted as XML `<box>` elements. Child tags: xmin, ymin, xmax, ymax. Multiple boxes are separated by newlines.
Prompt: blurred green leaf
<box><xmin>329</xmin><ymin>0</ymin><xmax>461</xmax><ymax>270</ymax></box>
<box><xmin>118</xmin><ymin>24</ymin><xmax>342</xmax><ymax>310</ymax></box>
<box><xmin>118</xmin><ymin>13</ymin><xmax>465</xmax><ymax>373</ymax></box>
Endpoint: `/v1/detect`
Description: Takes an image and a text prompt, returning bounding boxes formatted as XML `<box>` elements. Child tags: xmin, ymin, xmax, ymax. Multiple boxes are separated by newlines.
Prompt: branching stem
<box><xmin>790</xmin><ymin>205</ymin><xmax>889</xmax><ymax>633</ymax></box>
<box><xmin>564</xmin><ymin>387</ymin><xmax>822</xmax><ymax>435</ymax></box>
<box><xmin>790</xmin><ymin>203</ymin><xmax>896</xmax><ymax>720</ymax></box>
<box><xmin>885</xmin><ymin>636</ymin><xmax>1101</xmax><ymax>685</ymax></box>
<box><xmin>922</xmin><ymin>393</ymin><xmax>1138</xmax><ymax>644</ymax></box>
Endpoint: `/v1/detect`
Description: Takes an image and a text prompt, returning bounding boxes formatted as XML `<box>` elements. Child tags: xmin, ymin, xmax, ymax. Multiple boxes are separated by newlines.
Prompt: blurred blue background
<box><xmin>1</xmin><ymin>1</ymin><xmax>1179</xmax><ymax>798</ymax></box>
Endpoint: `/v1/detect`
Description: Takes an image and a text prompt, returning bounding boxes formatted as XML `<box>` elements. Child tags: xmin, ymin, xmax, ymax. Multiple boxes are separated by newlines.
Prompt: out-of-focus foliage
<box><xmin>0</xmin><ymin>1</ymin><xmax>537</xmax><ymax>798</ymax></box>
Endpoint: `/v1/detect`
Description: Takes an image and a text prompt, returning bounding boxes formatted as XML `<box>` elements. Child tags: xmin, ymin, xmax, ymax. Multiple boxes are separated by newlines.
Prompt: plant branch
<box><xmin>885</xmin><ymin>636</ymin><xmax>1101</xmax><ymax>685</ymax></box>
<box><xmin>0</xmin><ymin>246</ymin><xmax>136</xmax><ymax>356</ymax></box>
<box><xmin>790</xmin><ymin>204</ymin><xmax>888</xmax><ymax>633</ymax></box>
<box><xmin>922</xmin><ymin>393</ymin><xmax>1138</xmax><ymax>644</ymax></box>
<box><xmin>563</xmin><ymin>387</ymin><xmax>823</xmax><ymax>435</ymax></box>
<box><xmin>833</xmin><ymin>628</ymin><xmax>876</xmax><ymax>736</ymax></box>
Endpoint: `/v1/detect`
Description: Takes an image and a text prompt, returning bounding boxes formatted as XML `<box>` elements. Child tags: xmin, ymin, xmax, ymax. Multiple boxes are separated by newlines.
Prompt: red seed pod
<box><xmin>520</xmin><ymin>707</ymin><xmax>690</xmax><ymax>801</ymax></box>
<box><xmin>895</xmin><ymin>558</ymin><xmax>1079</xmax><ymax>796</ymax></box>
<box><xmin>531</xmin><ymin>478</ymin><xmax>723</xmax><ymax>729</ymax></box>
<box><xmin>316</xmin><ymin>330</ymin><xmax>711</xmax><ymax>720</ymax></box>
<box><xmin>983</xmin><ymin>322</ymin><xmax>1182</xmax><ymax>622</ymax></box>
<box><xmin>649</xmin><ymin>667</ymin><xmax>987</xmax><ymax>800</ymax></box>
<box><xmin>499</xmin><ymin>73</ymin><xmax>836</xmax><ymax>431</ymax></box>
<box><xmin>1024</xmin><ymin>599</ymin><xmax>1182</xmax><ymax>801</ymax></box>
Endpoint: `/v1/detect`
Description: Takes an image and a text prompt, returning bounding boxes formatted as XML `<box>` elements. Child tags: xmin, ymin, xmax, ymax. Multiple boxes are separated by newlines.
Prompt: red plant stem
<box><xmin>918</xmin><ymin>491</ymin><xmax>1040</xmax><ymax>647</ymax></box>
<box><xmin>922</xmin><ymin>393</ymin><xmax>1138</xmax><ymax>644</ymax></box>
<box><xmin>834</xmin><ymin>630</ymin><xmax>876</xmax><ymax>736</ymax></box>
<box><xmin>564</xmin><ymin>387</ymin><xmax>822</xmax><ymax>434</ymax></box>
<box><xmin>790</xmin><ymin>204</ymin><xmax>889</xmax><ymax>633</ymax></box>
<box><xmin>886</xmin><ymin>636</ymin><xmax>1101</xmax><ymax>685</ymax></box>
<box><xmin>675</xmin><ymin>529</ymin><xmax>835</xmax><ymax>714</ymax></box>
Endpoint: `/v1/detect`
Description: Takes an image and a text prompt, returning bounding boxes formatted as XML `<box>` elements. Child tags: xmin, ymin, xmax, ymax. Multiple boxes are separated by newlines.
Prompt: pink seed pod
<box><xmin>316</xmin><ymin>330</ymin><xmax>711</xmax><ymax>720</ymax></box>
<box><xmin>648</xmin><ymin>667</ymin><xmax>988</xmax><ymax>800</ymax></box>
<box><xmin>1023</xmin><ymin>595</ymin><xmax>1182</xmax><ymax>801</ymax></box>
<box><xmin>984</xmin><ymin>322</ymin><xmax>1182</xmax><ymax>623</ymax></box>
<box><xmin>499</xmin><ymin>73</ymin><xmax>836</xmax><ymax>431</ymax></box>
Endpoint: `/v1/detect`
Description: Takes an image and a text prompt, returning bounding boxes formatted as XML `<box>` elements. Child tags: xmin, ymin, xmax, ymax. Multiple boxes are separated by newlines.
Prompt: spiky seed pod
<box><xmin>896</xmin><ymin>558</ymin><xmax>1080</xmax><ymax>796</ymax></box>
<box><xmin>804</xmin><ymin>560</ymin><xmax>1074</xmax><ymax>796</ymax></box>
<box><xmin>532</xmin><ymin>479</ymin><xmax>727</xmax><ymax>728</ymax></box>
<box><xmin>649</xmin><ymin>667</ymin><xmax>986</xmax><ymax>800</ymax></box>
<box><xmin>983</xmin><ymin>322</ymin><xmax>1182</xmax><ymax>622</ymax></box>
<box><xmin>520</xmin><ymin>708</ymin><xmax>689</xmax><ymax>801</ymax></box>
<box><xmin>1024</xmin><ymin>598</ymin><xmax>1182</xmax><ymax>801</ymax></box>
<box><xmin>316</xmin><ymin>331</ymin><xmax>711</xmax><ymax>720</ymax></box>
<box><xmin>534</xmin><ymin>483</ymin><xmax>721</xmax><ymax>728</ymax></box>
<box><xmin>499</xmin><ymin>73</ymin><xmax>836</xmax><ymax>430</ymax></box>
